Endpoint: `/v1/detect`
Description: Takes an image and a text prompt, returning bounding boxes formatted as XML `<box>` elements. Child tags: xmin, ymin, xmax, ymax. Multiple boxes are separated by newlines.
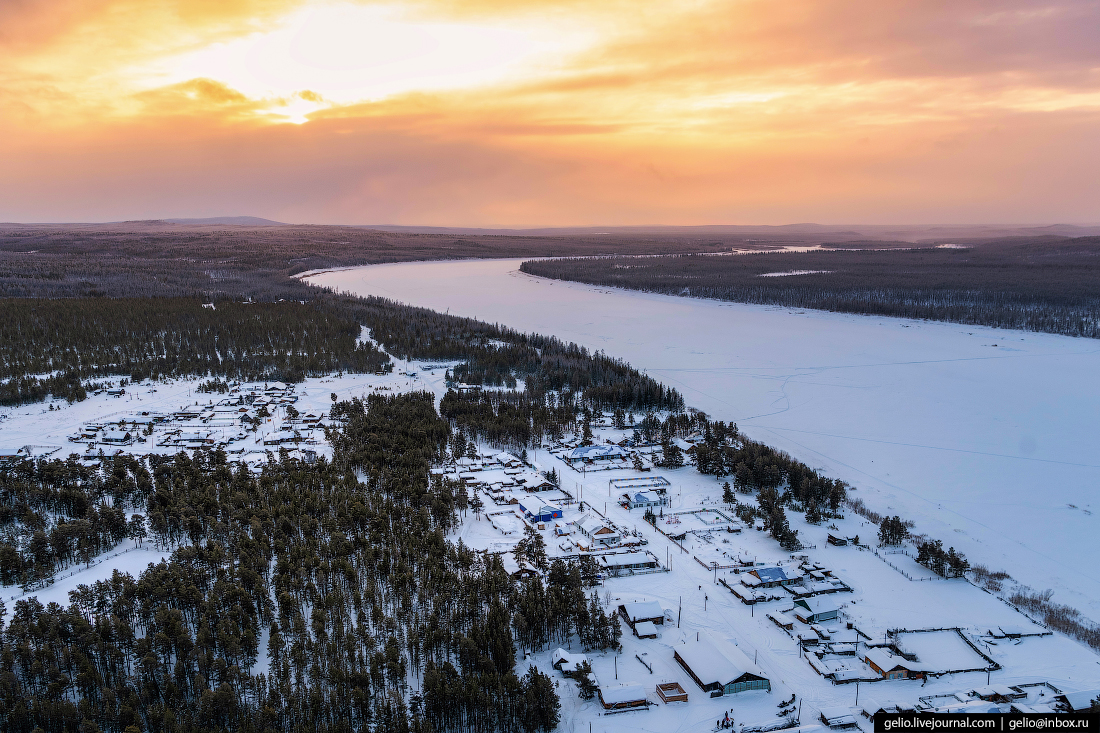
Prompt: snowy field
<box><xmin>0</xmin><ymin>364</ymin><xmax>458</xmax><ymax>607</ymax></box>
<box><xmin>308</xmin><ymin>259</ymin><xmax>1100</xmax><ymax>617</ymax></box>
<box><xmin>4</xmin><ymin>331</ymin><xmax>1099</xmax><ymax>730</ymax></box>
<box><xmin>461</xmin><ymin>433</ymin><xmax>1100</xmax><ymax>733</ymax></box>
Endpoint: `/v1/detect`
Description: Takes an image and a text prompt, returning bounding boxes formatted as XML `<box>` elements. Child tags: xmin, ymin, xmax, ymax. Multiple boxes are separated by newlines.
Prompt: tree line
<box><xmin>0</xmin><ymin>391</ymin><xmax>634</xmax><ymax>732</ymax></box>
<box><xmin>520</xmin><ymin>237</ymin><xmax>1100</xmax><ymax>339</ymax></box>
<box><xmin>0</xmin><ymin>298</ymin><xmax>390</xmax><ymax>406</ymax></box>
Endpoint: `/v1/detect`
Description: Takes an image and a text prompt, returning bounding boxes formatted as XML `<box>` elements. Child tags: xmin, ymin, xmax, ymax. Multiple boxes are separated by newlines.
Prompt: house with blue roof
<box><xmin>746</xmin><ymin>566</ymin><xmax>803</xmax><ymax>589</ymax></box>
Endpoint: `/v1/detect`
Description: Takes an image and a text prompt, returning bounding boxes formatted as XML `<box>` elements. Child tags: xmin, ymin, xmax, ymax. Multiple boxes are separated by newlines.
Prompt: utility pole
<box><xmin>678</xmin><ymin>597</ymin><xmax>682</xmax><ymax>628</ymax></box>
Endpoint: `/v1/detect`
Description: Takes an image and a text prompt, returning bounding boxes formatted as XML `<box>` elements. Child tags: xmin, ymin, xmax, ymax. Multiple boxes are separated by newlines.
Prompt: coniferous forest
<box><xmin>3</xmin><ymin>224</ymin><xmax>1099</xmax><ymax>729</ymax></box>
<box><xmin>0</xmin><ymin>392</ymin><xmax>629</xmax><ymax>733</ymax></box>
<box><xmin>520</xmin><ymin>238</ymin><xmax>1100</xmax><ymax>338</ymax></box>
<box><xmin>0</xmin><ymin>299</ymin><xmax>389</xmax><ymax>405</ymax></box>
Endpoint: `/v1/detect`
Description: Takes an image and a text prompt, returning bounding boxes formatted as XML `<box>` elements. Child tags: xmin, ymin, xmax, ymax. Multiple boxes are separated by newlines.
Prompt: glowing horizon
<box><xmin>1</xmin><ymin>0</ymin><xmax>1098</xmax><ymax>226</ymax></box>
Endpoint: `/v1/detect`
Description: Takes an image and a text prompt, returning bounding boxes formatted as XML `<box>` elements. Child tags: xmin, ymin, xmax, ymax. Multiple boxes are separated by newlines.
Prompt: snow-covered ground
<box><xmin>0</xmin><ymin>365</ymin><xmax>459</xmax><ymax>608</ymax></box>
<box><xmin>454</xmin><ymin>431</ymin><xmax>1100</xmax><ymax>733</ymax></box>
<box><xmin>4</xmin><ymin>348</ymin><xmax>1099</xmax><ymax>730</ymax></box>
<box><xmin>308</xmin><ymin>259</ymin><xmax>1100</xmax><ymax>619</ymax></box>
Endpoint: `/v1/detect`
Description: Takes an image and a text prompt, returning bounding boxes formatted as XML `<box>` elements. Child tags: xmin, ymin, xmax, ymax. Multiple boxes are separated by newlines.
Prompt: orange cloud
<box><xmin>0</xmin><ymin>0</ymin><xmax>1098</xmax><ymax>225</ymax></box>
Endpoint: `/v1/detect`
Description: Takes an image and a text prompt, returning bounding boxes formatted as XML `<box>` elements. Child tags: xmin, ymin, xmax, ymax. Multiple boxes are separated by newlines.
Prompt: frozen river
<box><xmin>308</xmin><ymin>259</ymin><xmax>1100</xmax><ymax>614</ymax></box>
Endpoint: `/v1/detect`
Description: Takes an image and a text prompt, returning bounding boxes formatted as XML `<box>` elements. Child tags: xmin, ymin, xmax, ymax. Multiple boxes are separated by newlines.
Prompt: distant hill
<box><xmin>163</xmin><ymin>216</ymin><xmax>285</xmax><ymax>226</ymax></box>
<box><xmin>359</xmin><ymin>223</ymin><xmax>1100</xmax><ymax>242</ymax></box>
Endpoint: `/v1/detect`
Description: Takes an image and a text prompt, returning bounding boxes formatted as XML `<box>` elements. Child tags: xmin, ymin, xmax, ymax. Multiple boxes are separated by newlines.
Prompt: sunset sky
<box><xmin>2</xmin><ymin>0</ymin><xmax>1098</xmax><ymax>226</ymax></box>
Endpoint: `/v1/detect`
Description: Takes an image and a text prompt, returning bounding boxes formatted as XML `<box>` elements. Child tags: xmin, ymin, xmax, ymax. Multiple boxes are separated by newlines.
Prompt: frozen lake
<box><xmin>308</xmin><ymin>259</ymin><xmax>1100</xmax><ymax>614</ymax></box>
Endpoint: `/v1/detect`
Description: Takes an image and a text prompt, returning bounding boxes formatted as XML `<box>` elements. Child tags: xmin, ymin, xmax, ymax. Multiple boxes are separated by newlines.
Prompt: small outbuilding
<box><xmin>819</xmin><ymin>707</ymin><xmax>858</xmax><ymax>728</ymax></box>
<box><xmin>656</xmin><ymin>682</ymin><xmax>688</xmax><ymax>704</ymax></box>
<box><xmin>598</xmin><ymin>682</ymin><xmax>648</xmax><ymax>710</ymax></box>
<box><xmin>634</xmin><ymin>621</ymin><xmax>658</xmax><ymax>639</ymax></box>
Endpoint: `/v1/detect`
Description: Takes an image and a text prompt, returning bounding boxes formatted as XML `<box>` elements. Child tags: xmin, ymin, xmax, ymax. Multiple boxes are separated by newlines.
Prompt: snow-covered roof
<box><xmin>552</xmin><ymin>648</ymin><xmax>588</xmax><ymax>669</ymax></box>
<box><xmin>864</xmin><ymin>648</ymin><xmax>923</xmax><ymax>674</ymax></box>
<box><xmin>753</xmin><ymin>566</ymin><xmax>797</xmax><ymax>584</ymax></box>
<box><xmin>576</xmin><ymin>514</ymin><xmax>617</xmax><ymax>535</ymax></box>
<box><xmin>598</xmin><ymin>683</ymin><xmax>646</xmax><ymax>705</ymax></box>
<box><xmin>675</xmin><ymin>632</ymin><xmax>766</xmax><ymax>687</ymax></box>
<box><xmin>517</xmin><ymin>494</ymin><xmax>560</xmax><ymax>514</ymax></box>
<box><xmin>796</xmin><ymin>597</ymin><xmax>838</xmax><ymax>614</ymax></box>
<box><xmin>767</xmin><ymin>611</ymin><xmax>795</xmax><ymax>627</ymax></box>
<box><xmin>819</xmin><ymin>707</ymin><xmax>857</xmax><ymax>725</ymax></box>
<box><xmin>600</xmin><ymin>552</ymin><xmax>653</xmax><ymax>568</ymax></box>
<box><xmin>568</xmin><ymin>444</ymin><xmax>625</xmax><ymax>461</ymax></box>
<box><xmin>620</xmin><ymin>600</ymin><xmax>663</xmax><ymax>622</ymax></box>
<box><xmin>634</xmin><ymin>620</ymin><xmax>658</xmax><ymax>637</ymax></box>
<box><xmin>1061</xmin><ymin>690</ymin><xmax>1100</xmax><ymax>712</ymax></box>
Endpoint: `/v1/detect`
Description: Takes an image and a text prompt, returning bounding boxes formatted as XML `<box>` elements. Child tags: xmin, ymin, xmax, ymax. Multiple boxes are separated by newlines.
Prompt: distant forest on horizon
<box><xmin>4</xmin><ymin>222</ymin><xmax>1097</xmax><ymax>341</ymax></box>
<box><xmin>520</xmin><ymin>237</ymin><xmax>1100</xmax><ymax>339</ymax></box>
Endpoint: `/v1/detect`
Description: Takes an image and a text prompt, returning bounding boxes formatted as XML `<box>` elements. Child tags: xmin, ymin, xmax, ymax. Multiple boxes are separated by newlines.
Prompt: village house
<box><xmin>551</xmin><ymin>648</ymin><xmax>589</xmax><ymax>678</ymax></box>
<box><xmin>599</xmin><ymin>552</ymin><xmax>658</xmax><ymax>575</ymax></box>
<box><xmin>674</xmin><ymin>633</ymin><xmax>771</xmax><ymax>696</ymax></box>
<box><xmin>618</xmin><ymin>600</ymin><xmax>665</xmax><ymax>632</ymax></box>
<box><xmin>516</xmin><ymin>495</ymin><xmax>563</xmax><ymax>523</ymax></box>
<box><xmin>567</xmin><ymin>444</ymin><xmax>627</xmax><ymax>465</ymax></box>
<box><xmin>575</xmin><ymin>514</ymin><xmax>621</xmax><ymax>546</ymax></box>
<box><xmin>864</xmin><ymin>648</ymin><xmax>926</xmax><ymax>681</ymax></box>
<box><xmin>793</xmin><ymin>597</ymin><xmax>839</xmax><ymax>624</ymax></box>
<box><xmin>745</xmin><ymin>566</ymin><xmax>803</xmax><ymax>589</ymax></box>
<box><xmin>623</xmin><ymin>490</ymin><xmax>667</xmax><ymax>509</ymax></box>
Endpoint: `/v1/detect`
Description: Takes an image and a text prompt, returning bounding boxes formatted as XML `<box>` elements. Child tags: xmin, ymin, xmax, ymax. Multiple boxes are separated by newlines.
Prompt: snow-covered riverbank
<box><xmin>308</xmin><ymin>258</ymin><xmax>1100</xmax><ymax>616</ymax></box>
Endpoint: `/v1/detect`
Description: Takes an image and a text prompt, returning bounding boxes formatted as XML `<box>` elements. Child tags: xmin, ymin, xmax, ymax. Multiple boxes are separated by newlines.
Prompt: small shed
<box><xmin>598</xmin><ymin>682</ymin><xmax>648</xmax><ymax>710</ymax></box>
<box><xmin>767</xmin><ymin>611</ymin><xmax>795</xmax><ymax>631</ymax></box>
<box><xmin>634</xmin><ymin>621</ymin><xmax>658</xmax><ymax>639</ymax></box>
<box><xmin>819</xmin><ymin>707</ymin><xmax>858</xmax><ymax>728</ymax></box>
<box><xmin>656</xmin><ymin>682</ymin><xmax>688</xmax><ymax>704</ymax></box>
